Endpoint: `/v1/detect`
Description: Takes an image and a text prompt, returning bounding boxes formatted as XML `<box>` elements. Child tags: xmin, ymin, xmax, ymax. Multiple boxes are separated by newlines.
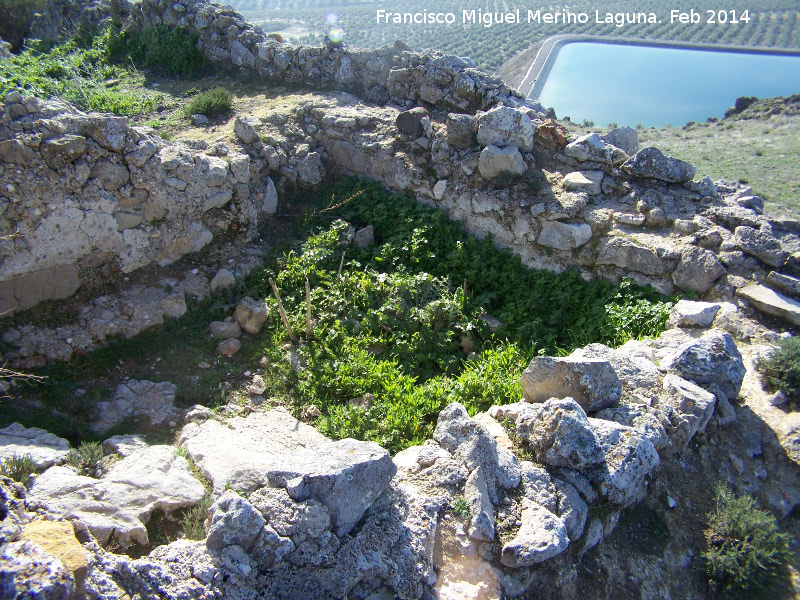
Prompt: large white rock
<box><xmin>476</xmin><ymin>106</ymin><xmax>535</xmax><ymax>152</ymax></box>
<box><xmin>564</xmin><ymin>133</ymin><xmax>611</xmax><ymax>164</ymax></box>
<box><xmin>516</xmin><ymin>398</ymin><xmax>605</xmax><ymax>470</ymax></box>
<box><xmin>477</xmin><ymin>145</ymin><xmax>526</xmax><ymax>180</ymax></box>
<box><xmin>0</xmin><ymin>423</ymin><xmax>70</xmax><ymax>469</ymax></box>
<box><xmin>667</xmin><ymin>300</ymin><xmax>722</xmax><ymax>328</ymax></box>
<box><xmin>537</xmin><ymin>221</ymin><xmax>593</xmax><ymax>251</ymax></box>
<box><xmin>500</xmin><ymin>499</ymin><xmax>569</xmax><ymax>567</ymax></box>
<box><xmin>736</xmin><ymin>284</ymin><xmax>800</xmax><ymax>326</ymax></box>
<box><xmin>30</xmin><ymin>445</ymin><xmax>206</xmax><ymax>547</ymax></box>
<box><xmin>90</xmin><ymin>380</ymin><xmax>181</xmax><ymax>433</ymax></box>
<box><xmin>433</xmin><ymin>403</ymin><xmax>520</xmax><ymax>504</ymax></box>
<box><xmin>178</xmin><ymin>409</ymin><xmax>396</xmax><ymax>536</ymax></box>
<box><xmin>587</xmin><ymin>419</ymin><xmax>660</xmax><ymax>507</ymax></box>
<box><xmin>520</xmin><ymin>356</ymin><xmax>621</xmax><ymax>411</ymax></box>
<box><xmin>562</xmin><ymin>170</ymin><xmax>603</xmax><ymax>195</ymax></box>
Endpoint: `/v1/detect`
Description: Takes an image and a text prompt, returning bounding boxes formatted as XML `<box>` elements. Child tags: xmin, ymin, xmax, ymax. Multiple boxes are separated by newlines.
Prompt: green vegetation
<box><xmin>702</xmin><ymin>484</ymin><xmax>790</xmax><ymax>598</ymax></box>
<box><xmin>106</xmin><ymin>25</ymin><xmax>210</xmax><ymax>77</ymax></box>
<box><xmin>181</xmin><ymin>495</ymin><xmax>213</xmax><ymax>540</ymax></box>
<box><xmin>756</xmin><ymin>336</ymin><xmax>800</xmax><ymax>404</ymax></box>
<box><xmin>66</xmin><ymin>441</ymin><xmax>105</xmax><ymax>477</ymax></box>
<box><xmin>184</xmin><ymin>87</ymin><xmax>234</xmax><ymax>118</ymax></box>
<box><xmin>0</xmin><ymin>31</ymin><xmax>161</xmax><ymax>116</ymax></box>
<box><xmin>450</xmin><ymin>496</ymin><xmax>470</xmax><ymax>518</ymax></box>
<box><xmin>3</xmin><ymin>179</ymin><xmax>675</xmax><ymax>453</ymax></box>
<box><xmin>0</xmin><ymin>453</ymin><xmax>37</xmax><ymax>484</ymax></box>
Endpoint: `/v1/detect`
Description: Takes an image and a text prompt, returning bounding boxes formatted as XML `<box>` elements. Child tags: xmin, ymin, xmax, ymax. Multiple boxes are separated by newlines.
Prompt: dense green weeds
<box><xmin>2</xmin><ymin>179</ymin><xmax>676</xmax><ymax>453</ymax></box>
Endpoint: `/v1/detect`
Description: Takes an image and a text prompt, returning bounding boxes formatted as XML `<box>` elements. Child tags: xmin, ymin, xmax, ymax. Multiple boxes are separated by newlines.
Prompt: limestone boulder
<box><xmin>234</xmin><ymin>116</ymin><xmax>260</xmax><ymax>144</ymax></box>
<box><xmin>519</xmin><ymin>462</ymin><xmax>558</xmax><ymax>512</ymax></box>
<box><xmin>477</xmin><ymin>144</ymin><xmax>526</xmax><ymax>180</ymax></box>
<box><xmin>537</xmin><ymin>221</ymin><xmax>592</xmax><ymax>251</ymax></box>
<box><xmin>622</xmin><ymin>147</ymin><xmax>696</xmax><ymax>183</ymax></box>
<box><xmin>554</xmin><ymin>479</ymin><xmax>588</xmax><ymax>541</ymax></box>
<box><xmin>587</xmin><ymin>418</ymin><xmax>660</xmax><ymax>506</ymax></box>
<box><xmin>206</xmin><ymin>490</ymin><xmax>266</xmax><ymax>552</ymax></box>
<box><xmin>564</xmin><ymin>133</ymin><xmax>611</xmax><ymax>164</ymax></box>
<box><xmin>672</xmin><ymin>246</ymin><xmax>726</xmax><ymax>294</ymax></box>
<box><xmin>446</xmin><ymin>113</ymin><xmax>477</xmax><ymax>148</ymax></box>
<box><xmin>178</xmin><ymin>409</ymin><xmax>395</xmax><ymax>536</ymax></box>
<box><xmin>433</xmin><ymin>403</ymin><xmax>520</xmax><ymax>503</ymax></box>
<box><xmin>516</xmin><ymin>398</ymin><xmax>605</xmax><ymax>470</ymax></box>
<box><xmin>596</xmin><ymin>237</ymin><xmax>667</xmax><ymax>276</ymax></box>
<box><xmin>476</xmin><ymin>106</ymin><xmax>534</xmax><ymax>152</ymax></box>
<box><xmin>0</xmin><ymin>423</ymin><xmax>70</xmax><ymax>469</ymax></box>
<box><xmin>500</xmin><ymin>500</ymin><xmax>569</xmax><ymax>567</ymax></box>
<box><xmin>661</xmin><ymin>329</ymin><xmax>746</xmax><ymax>399</ymax></box>
<box><xmin>662</xmin><ymin>374</ymin><xmax>717</xmax><ymax>444</ymax></box>
<box><xmin>210</xmin><ymin>268</ymin><xmax>236</xmax><ymax>291</ymax></box>
<box><xmin>0</xmin><ymin>540</ymin><xmax>75</xmax><ymax>600</ymax></box>
<box><xmin>520</xmin><ymin>355</ymin><xmax>621</xmax><ymax>411</ymax></box>
<box><xmin>89</xmin><ymin>158</ymin><xmax>130</xmax><ymax>191</ymax></box>
<box><xmin>735</xmin><ymin>226</ymin><xmax>786</xmax><ymax>268</ymax></box>
<box><xmin>570</xmin><ymin>343</ymin><xmax>662</xmax><ymax>392</ymax></box>
<box><xmin>40</xmin><ymin>134</ymin><xmax>86</xmax><ymax>169</ymax></box>
<box><xmin>29</xmin><ymin>445</ymin><xmax>205</xmax><ymax>547</ymax></box>
<box><xmin>90</xmin><ymin>379</ymin><xmax>181</xmax><ymax>433</ymax></box>
<box><xmin>601</xmin><ymin>126</ymin><xmax>638</xmax><ymax>156</ymax></box>
<box><xmin>736</xmin><ymin>283</ymin><xmax>800</xmax><ymax>326</ymax></box>
<box><xmin>594</xmin><ymin>404</ymin><xmax>670</xmax><ymax>453</ymax></box>
<box><xmin>667</xmin><ymin>300</ymin><xmax>722</xmax><ymax>328</ymax></box>
<box><xmin>562</xmin><ymin>170</ymin><xmax>603</xmax><ymax>195</ymax></box>
<box><xmin>464</xmin><ymin>466</ymin><xmax>494</xmax><ymax>541</ymax></box>
<box><xmin>233</xmin><ymin>296</ymin><xmax>270</xmax><ymax>334</ymax></box>
<box><xmin>20</xmin><ymin>520</ymin><xmax>88</xmax><ymax>595</ymax></box>
<box><xmin>210</xmin><ymin>320</ymin><xmax>241</xmax><ymax>340</ymax></box>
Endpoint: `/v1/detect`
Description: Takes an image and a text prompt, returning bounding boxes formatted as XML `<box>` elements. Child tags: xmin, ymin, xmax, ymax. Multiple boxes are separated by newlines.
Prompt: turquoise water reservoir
<box><xmin>535</xmin><ymin>42</ymin><xmax>800</xmax><ymax>127</ymax></box>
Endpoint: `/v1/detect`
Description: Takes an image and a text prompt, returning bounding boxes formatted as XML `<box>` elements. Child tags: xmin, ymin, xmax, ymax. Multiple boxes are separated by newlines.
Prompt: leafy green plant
<box><xmin>105</xmin><ymin>25</ymin><xmax>209</xmax><ymax>77</ymax></box>
<box><xmin>450</xmin><ymin>496</ymin><xmax>470</xmax><ymax>518</ymax></box>
<box><xmin>756</xmin><ymin>337</ymin><xmax>800</xmax><ymax>404</ymax></box>
<box><xmin>66</xmin><ymin>441</ymin><xmax>105</xmax><ymax>477</ymax></box>
<box><xmin>0</xmin><ymin>453</ymin><xmax>37</xmax><ymax>483</ymax></box>
<box><xmin>703</xmin><ymin>484</ymin><xmax>790</xmax><ymax>598</ymax></box>
<box><xmin>183</xmin><ymin>87</ymin><xmax>233</xmax><ymax>118</ymax></box>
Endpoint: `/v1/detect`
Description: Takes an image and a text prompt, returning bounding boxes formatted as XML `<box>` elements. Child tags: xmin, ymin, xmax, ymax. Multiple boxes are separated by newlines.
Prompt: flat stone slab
<box><xmin>91</xmin><ymin>379</ymin><xmax>181</xmax><ymax>433</ymax></box>
<box><xmin>667</xmin><ymin>300</ymin><xmax>721</xmax><ymax>328</ymax></box>
<box><xmin>737</xmin><ymin>283</ymin><xmax>800</xmax><ymax>326</ymax></box>
<box><xmin>0</xmin><ymin>423</ymin><xmax>70</xmax><ymax>469</ymax></box>
<box><xmin>30</xmin><ymin>445</ymin><xmax>205</xmax><ymax>547</ymax></box>
<box><xmin>178</xmin><ymin>408</ymin><xmax>396</xmax><ymax>536</ymax></box>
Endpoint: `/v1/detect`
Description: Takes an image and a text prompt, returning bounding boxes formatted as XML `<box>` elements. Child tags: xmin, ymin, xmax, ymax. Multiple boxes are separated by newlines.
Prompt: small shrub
<box><xmin>756</xmin><ymin>337</ymin><xmax>800</xmax><ymax>403</ymax></box>
<box><xmin>703</xmin><ymin>485</ymin><xmax>790</xmax><ymax>598</ymax></box>
<box><xmin>181</xmin><ymin>495</ymin><xmax>212</xmax><ymax>540</ymax></box>
<box><xmin>0</xmin><ymin>453</ymin><xmax>37</xmax><ymax>483</ymax></box>
<box><xmin>183</xmin><ymin>87</ymin><xmax>233</xmax><ymax>118</ymax></box>
<box><xmin>106</xmin><ymin>25</ymin><xmax>209</xmax><ymax>77</ymax></box>
<box><xmin>66</xmin><ymin>441</ymin><xmax>105</xmax><ymax>477</ymax></box>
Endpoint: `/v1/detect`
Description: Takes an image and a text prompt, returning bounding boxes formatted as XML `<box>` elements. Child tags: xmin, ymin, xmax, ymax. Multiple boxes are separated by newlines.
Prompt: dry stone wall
<box><xmin>0</xmin><ymin>92</ymin><xmax>277</xmax><ymax>314</ymax></box>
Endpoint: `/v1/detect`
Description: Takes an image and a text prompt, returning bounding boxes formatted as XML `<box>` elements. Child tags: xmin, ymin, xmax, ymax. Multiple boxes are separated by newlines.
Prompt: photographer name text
<box><xmin>375</xmin><ymin>8</ymin><xmax>752</xmax><ymax>28</ymax></box>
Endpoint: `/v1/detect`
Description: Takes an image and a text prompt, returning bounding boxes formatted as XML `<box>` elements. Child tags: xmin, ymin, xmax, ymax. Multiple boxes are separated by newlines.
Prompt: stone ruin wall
<box><xmin>4</xmin><ymin>0</ymin><xmax>800</xmax><ymax>329</ymax></box>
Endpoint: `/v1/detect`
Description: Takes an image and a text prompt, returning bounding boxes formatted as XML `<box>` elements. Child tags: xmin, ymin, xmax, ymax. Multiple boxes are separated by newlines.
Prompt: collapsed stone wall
<box><xmin>125</xmin><ymin>0</ymin><xmax>524</xmax><ymax>113</ymax></box>
<box><xmin>231</xmin><ymin>91</ymin><xmax>800</xmax><ymax>330</ymax></box>
<box><xmin>0</xmin><ymin>91</ymin><xmax>281</xmax><ymax>314</ymax></box>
